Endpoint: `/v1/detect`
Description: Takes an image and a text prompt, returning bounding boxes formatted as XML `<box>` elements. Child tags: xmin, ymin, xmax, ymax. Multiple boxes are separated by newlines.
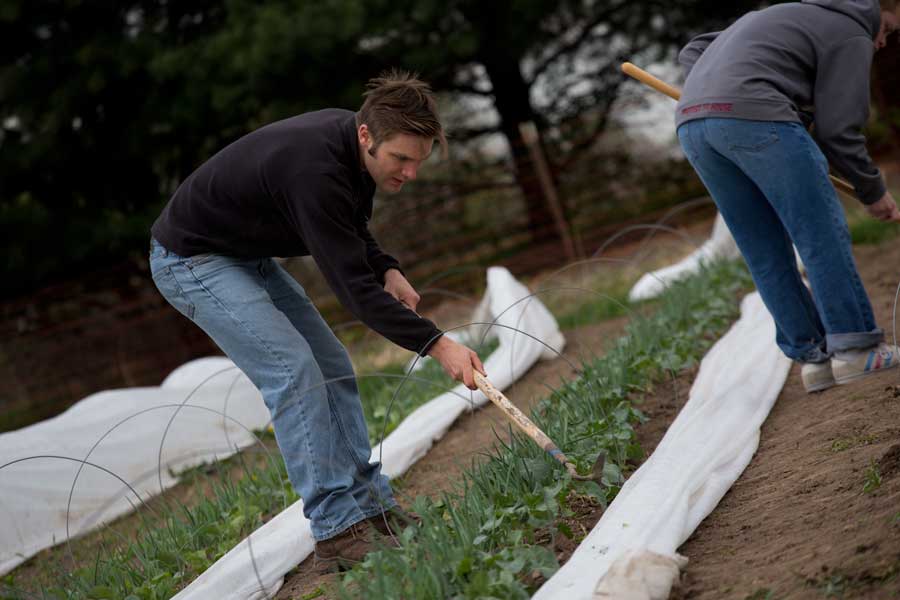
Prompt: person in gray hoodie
<box><xmin>676</xmin><ymin>0</ymin><xmax>900</xmax><ymax>393</ymax></box>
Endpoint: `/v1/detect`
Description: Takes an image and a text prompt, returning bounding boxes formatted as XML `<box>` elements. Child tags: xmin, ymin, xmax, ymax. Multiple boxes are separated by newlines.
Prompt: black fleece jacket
<box><xmin>151</xmin><ymin>109</ymin><xmax>442</xmax><ymax>355</ymax></box>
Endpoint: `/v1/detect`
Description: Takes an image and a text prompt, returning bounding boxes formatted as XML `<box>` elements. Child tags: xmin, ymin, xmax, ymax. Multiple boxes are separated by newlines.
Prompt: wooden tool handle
<box><xmin>474</xmin><ymin>372</ymin><xmax>576</xmax><ymax>472</ymax></box>
<box><xmin>620</xmin><ymin>62</ymin><xmax>857</xmax><ymax>199</ymax></box>
<box><xmin>622</xmin><ymin>62</ymin><xmax>682</xmax><ymax>101</ymax></box>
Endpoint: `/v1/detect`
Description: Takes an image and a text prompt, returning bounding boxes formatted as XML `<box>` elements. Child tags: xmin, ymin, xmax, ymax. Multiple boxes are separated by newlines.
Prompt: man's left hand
<box><xmin>384</xmin><ymin>268</ymin><xmax>421</xmax><ymax>312</ymax></box>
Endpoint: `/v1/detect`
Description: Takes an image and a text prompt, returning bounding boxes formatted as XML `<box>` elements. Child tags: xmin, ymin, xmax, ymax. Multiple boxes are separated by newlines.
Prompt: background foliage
<box><xmin>1</xmin><ymin>0</ymin><xmax>767</xmax><ymax>296</ymax></box>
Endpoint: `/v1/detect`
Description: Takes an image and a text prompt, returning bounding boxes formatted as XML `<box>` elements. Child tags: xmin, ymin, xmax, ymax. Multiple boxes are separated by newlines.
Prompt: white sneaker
<box><xmin>832</xmin><ymin>343</ymin><xmax>899</xmax><ymax>385</ymax></box>
<box><xmin>801</xmin><ymin>361</ymin><xmax>835</xmax><ymax>393</ymax></box>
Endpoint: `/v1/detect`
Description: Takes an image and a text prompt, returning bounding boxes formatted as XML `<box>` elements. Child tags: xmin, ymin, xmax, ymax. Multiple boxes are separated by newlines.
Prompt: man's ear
<box><xmin>358</xmin><ymin>124</ymin><xmax>371</xmax><ymax>147</ymax></box>
<box><xmin>358</xmin><ymin>124</ymin><xmax>380</xmax><ymax>157</ymax></box>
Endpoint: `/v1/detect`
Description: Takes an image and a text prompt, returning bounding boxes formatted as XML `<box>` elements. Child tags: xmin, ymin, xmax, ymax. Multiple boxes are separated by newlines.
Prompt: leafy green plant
<box><xmin>819</xmin><ymin>573</ymin><xmax>848</xmax><ymax>598</ymax></box>
<box><xmin>555</xmin><ymin>286</ymin><xmax>631</xmax><ymax>330</ymax></box>
<box><xmin>863</xmin><ymin>459</ymin><xmax>882</xmax><ymax>494</ymax></box>
<box><xmin>358</xmin><ymin>337</ymin><xmax>499</xmax><ymax>445</ymax></box>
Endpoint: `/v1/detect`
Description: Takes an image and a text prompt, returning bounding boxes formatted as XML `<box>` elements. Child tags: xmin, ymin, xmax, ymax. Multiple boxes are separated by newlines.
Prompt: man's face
<box><xmin>875</xmin><ymin>9</ymin><xmax>900</xmax><ymax>51</ymax></box>
<box><xmin>358</xmin><ymin>125</ymin><xmax>434</xmax><ymax>194</ymax></box>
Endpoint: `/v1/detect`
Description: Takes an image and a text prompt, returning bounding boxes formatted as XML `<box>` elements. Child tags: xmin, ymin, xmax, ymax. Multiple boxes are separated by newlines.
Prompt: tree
<box><xmin>0</xmin><ymin>0</ymin><xmax>374</xmax><ymax>295</ymax></box>
<box><xmin>1</xmin><ymin>0</ymin><xmax>761</xmax><ymax>295</ymax></box>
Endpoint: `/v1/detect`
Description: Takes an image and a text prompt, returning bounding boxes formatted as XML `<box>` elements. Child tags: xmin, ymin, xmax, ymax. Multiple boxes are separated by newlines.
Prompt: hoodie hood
<box><xmin>802</xmin><ymin>0</ymin><xmax>882</xmax><ymax>38</ymax></box>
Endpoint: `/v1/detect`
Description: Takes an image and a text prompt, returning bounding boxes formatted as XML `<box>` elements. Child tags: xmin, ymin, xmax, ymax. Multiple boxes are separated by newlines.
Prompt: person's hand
<box><xmin>427</xmin><ymin>336</ymin><xmax>486</xmax><ymax>390</ymax></box>
<box><xmin>383</xmin><ymin>268</ymin><xmax>421</xmax><ymax>312</ymax></box>
<box><xmin>866</xmin><ymin>191</ymin><xmax>900</xmax><ymax>223</ymax></box>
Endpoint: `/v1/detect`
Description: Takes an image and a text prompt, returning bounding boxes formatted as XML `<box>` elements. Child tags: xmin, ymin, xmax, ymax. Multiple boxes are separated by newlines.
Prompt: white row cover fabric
<box><xmin>173</xmin><ymin>266</ymin><xmax>564</xmax><ymax>599</ymax></box>
<box><xmin>628</xmin><ymin>213</ymin><xmax>740</xmax><ymax>302</ymax></box>
<box><xmin>0</xmin><ymin>267</ymin><xmax>560</xmax><ymax>580</ymax></box>
<box><xmin>594</xmin><ymin>550</ymin><xmax>688</xmax><ymax>600</ymax></box>
<box><xmin>533</xmin><ymin>291</ymin><xmax>791</xmax><ymax>600</ymax></box>
<box><xmin>0</xmin><ymin>357</ymin><xmax>270</xmax><ymax>575</ymax></box>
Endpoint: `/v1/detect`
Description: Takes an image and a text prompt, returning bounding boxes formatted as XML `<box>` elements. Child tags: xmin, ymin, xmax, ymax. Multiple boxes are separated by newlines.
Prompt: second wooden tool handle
<box><xmin>621</xmin><ymin>62</ymin><xmax>682</xmax><ymax>100</ymax></box>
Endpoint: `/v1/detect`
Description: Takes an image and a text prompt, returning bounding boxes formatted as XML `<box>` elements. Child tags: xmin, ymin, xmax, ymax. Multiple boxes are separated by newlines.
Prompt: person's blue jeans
<box><xmin>149</xmin><ymin>238</ymin><xmax>395</xmax><ymax>540</ymax></box>
<box><xmin>677</xmin><ymin>118</ymin><xmax>883</xmax><ymax>363</ymax></box>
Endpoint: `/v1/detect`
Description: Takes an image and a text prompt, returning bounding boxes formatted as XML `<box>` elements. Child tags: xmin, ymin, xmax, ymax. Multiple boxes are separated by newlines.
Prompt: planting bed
<box><xmin>278</xmin><ymin>234</ymin><xmax>900</xmax><ymax>598</ymax></box>
<box><xmin>276</xmin><ymin>259</ymin><xmax>754</xmax><ymax>599</ymax></box>
<box><xmin>6</xmin><ymin>206</ymin><xmax>898</xmax><ymax>599</ymax></box>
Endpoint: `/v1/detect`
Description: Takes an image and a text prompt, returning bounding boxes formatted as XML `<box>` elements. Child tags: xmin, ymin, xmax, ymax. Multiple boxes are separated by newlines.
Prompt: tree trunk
<box><xmin>462</xmin><ymin>1</ymin><xmax>564</xmax><ymax>245</ymax></box>
<box><xmin>484</xmin><ymin>62</ymin><xmax>561</xmax><ymax>243</ymax></box>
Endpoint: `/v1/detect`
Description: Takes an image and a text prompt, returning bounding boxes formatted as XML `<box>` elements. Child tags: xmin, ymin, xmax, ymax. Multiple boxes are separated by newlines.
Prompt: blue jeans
<box><xmin>149</xmin><ymin>238</ymin><xmax>395</xmax><ymax>540</ymax></box>
<box><xmin>678</xmin><ymin>118</ymin><xmax>883</xmax><ymax>363</ymax></box>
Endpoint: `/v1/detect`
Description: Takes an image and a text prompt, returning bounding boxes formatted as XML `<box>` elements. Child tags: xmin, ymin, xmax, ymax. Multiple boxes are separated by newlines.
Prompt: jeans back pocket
<box><xmin>725</xmin><ymin>122</ymin><xmax>780</xmax><ymax>153</ymax></box>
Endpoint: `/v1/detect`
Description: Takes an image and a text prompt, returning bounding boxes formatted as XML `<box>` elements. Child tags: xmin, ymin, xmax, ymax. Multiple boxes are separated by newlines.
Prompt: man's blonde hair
<box><xmin>357</xmin><ymin>70</ymin><xmax>447</xmax><ymax>157</ymax></box>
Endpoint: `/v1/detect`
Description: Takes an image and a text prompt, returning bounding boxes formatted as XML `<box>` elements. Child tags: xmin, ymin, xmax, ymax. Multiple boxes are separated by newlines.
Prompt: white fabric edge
<box><xmin>532</xmin><ymin>291</ymin><xmax>791</xmax><ymax>600</ymax></box>
<box><xmin>628</xmin><ymin>213</ymin><xmax>740</xmax><ymax>302</ymax></box>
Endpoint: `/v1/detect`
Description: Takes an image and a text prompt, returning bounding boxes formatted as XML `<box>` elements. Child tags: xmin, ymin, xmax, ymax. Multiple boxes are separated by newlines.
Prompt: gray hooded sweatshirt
<box><xmin>676</xmin><ymin>0</ymin><xmax>886</xmax><ymax>204</ymax></box>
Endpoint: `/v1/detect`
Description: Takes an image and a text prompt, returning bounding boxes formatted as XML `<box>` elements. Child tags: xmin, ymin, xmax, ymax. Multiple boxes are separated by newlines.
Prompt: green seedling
<box><xmin>863</xmin><ymin>460</ymin><xmax>882</xmax><ymax>494</ymax></box>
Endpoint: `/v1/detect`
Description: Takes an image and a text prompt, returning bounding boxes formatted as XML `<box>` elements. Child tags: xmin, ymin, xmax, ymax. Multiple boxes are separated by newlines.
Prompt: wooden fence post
<box><xmin>518</xmin><ymin>121</ymin><xmax>578</xmax><ymax>261</ymax></box>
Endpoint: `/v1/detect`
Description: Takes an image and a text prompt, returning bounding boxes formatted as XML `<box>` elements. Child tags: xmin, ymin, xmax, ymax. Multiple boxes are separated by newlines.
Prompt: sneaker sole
<box><xmin>834</xmin><ymin>360</ymin><xmax>899</xmax><ymax>385</ymax></box>
<box><xmin>804</xmin><ymin>380</ymin><xmax>835</xmax><ymax>393</ymax></box>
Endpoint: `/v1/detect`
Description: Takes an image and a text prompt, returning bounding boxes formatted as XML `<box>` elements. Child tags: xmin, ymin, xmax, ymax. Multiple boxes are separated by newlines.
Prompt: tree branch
<box><xmin>442</xmin><ymin>83</ymin><xmax>494</xmax><ymax>96</ymax></box>
<box><xmin>447</xmin><ymin>124</ymin><xmax>502</xmax><ymax>140</ymax></box>
<box><xmin>528</xmin><ymin>0</ymin><xmax>630</xmax><ymax>83</ymax></box>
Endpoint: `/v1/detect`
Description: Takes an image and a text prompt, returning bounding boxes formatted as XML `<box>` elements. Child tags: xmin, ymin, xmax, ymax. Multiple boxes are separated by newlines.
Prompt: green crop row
<box><xmin>338</xmin><ymin>259</ymin><xmax>752</xmax><ymax>598</ymax></box>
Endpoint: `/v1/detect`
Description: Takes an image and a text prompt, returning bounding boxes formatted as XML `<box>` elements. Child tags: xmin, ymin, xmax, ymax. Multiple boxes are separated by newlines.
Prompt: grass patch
<box><xmin>844</xmin><ymin>190</ymin><xmax>900</xmax><ymax>246</ymax></box>
<box><xmin>337</xmin><ymin>259</ymin><xmax>753</xmax><ymax>598</ymax></box>
<box><xmin>848</xmin><ymin>218</ymin><xmax>900</xmax><ymax>246</ymax></box>
<box><xmin>554</xmin><ymin>281</ymin><xmax>632</xmax><ymax>330</ymax></box>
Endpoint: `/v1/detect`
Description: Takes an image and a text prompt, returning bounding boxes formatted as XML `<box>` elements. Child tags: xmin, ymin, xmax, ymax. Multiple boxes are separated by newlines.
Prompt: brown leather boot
<box><xmin>366</xmin><ymin>506</ymin><xmax>421</xmax><ymax>538</ymax></box>
<box><xmin>313</xmin><ymin>520</ymin><xmax>395</xmax><ymax>574</ymax></box>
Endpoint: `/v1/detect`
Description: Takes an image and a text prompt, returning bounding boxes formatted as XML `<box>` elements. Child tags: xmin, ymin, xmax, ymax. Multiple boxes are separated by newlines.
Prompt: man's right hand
<box><xmin>427</xmin><ymin>336</ymin><xmax>486</xmax><ymax>390</ymax></box>
<box><xmin>866</xmin><ymin>191</ymin><xmax>900</xmax><ymax>222</ymax></box>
